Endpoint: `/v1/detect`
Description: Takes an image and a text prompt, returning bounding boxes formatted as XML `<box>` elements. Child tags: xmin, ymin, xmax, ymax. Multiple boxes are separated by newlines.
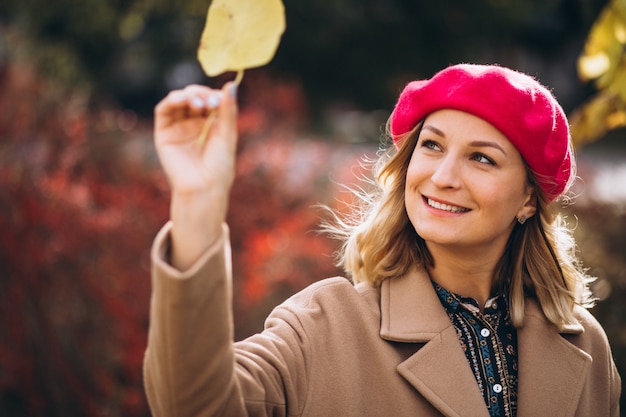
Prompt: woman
<box><xmin>144</xmin><ymin>64</ymin><xmax>621</xmax><ymax>416</ymax></box>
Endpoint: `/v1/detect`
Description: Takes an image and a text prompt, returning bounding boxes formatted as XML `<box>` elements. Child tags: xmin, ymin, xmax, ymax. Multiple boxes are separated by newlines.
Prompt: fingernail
<box><xmin>191</xmin><ymin>97</ymin><xmax>205</xmax><ymax>108</ymax></box>
<box><xmin>229</xmin><ymin>83</ymin><xmax>238</xmax><ymax>97</ymax></box>
<box><xmin>207</xmin><ymin>94</ymin><xmax>221</xmax><ymax>108</ymax></box>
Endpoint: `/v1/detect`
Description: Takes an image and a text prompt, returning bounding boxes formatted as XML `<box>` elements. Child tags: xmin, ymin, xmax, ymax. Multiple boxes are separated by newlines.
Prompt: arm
<box><xmin>144</xmin><ymin>83</ymin><xmax>247</xmax><ymax>416</ymax></box>
<box><xmin>145</xmin><ymin>223</ymin><xmax>312</xmax><ymax>417</ymax></box>
<box><xmin>145</xmin><ymin>222</ymin><xmax>246</xmax><ymax>417</ymax></box>
<box><xmin>144</xmin><ymin>83</ymin><xmax>316</xmax><ymax>417</ymax></box>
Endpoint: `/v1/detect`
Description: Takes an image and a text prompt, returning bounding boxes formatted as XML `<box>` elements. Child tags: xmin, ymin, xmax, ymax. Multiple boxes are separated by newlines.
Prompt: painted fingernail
<box><xmin>207</xmin><ymin>94</ymin><xmax>221</xmax><ymax>108</ymax></box>
<box><xmin>229</xmin><ymin>84</ymin><xmax>238</xmax><ymax>97</ymax></box>
<box><xmin>191</xmin><ymin>97</ymin><xmax>205</xmax><ymax>108</ymax></box>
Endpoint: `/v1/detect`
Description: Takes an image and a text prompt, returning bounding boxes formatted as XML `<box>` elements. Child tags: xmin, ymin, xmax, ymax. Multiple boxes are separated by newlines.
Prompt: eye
<box><xmin>471</xmin><ymin>153</ymin><xmax>495</xmax><ymax>165</ymax></box>
<box><xmin>420</xmin><ymin>139</ymin><xmax>441</xmax><ymax>151</ymax></box>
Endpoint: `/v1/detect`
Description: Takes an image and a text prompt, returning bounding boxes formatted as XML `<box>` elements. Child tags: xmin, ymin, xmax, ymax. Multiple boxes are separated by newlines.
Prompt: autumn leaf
<box><xmin>571</xmin><ymin>0</ymin><xmax>626</xmax><ymax>147</ymax></box>
<box><xmin>577</xmin><ymin>2</ymin><xmax>626</xmax><ymax>89</ymax></box>
<box><xmin>195</xmin><ymin>0</ymin><xmax>286</xmax><ymax>145</ymax></box>
<box><xmin>197</xmin><ymin>0</ymin><xmax>286</xmax><ymax>82</ymax></box>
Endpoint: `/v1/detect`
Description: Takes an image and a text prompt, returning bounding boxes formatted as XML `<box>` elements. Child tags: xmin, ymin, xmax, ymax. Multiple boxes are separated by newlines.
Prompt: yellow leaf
<box><xmin>572</xmin><ymin>0</ymin><xmax>626</xmax><ymax>146</ymax></box>
<box><xmin>197</xmin><ymin>0</ymin><xmax>286</xmax><ymax>78</ymax></box>
<box><xmin>578</xmin><ymin>6</ymin><xmax>618</xmax><ymax>82</ymax></box>
<box><xmin>578</xmin><ymin>52</ymin><xmax>611</xmax><ymax>80</ymax></box>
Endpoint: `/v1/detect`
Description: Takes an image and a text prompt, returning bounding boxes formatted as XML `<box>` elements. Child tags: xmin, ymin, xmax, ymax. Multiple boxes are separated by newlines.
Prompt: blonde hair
<box><xmin>323</xmin><ymin>123</ymin><xmax>594</xmax><ymax>330</ymax></box>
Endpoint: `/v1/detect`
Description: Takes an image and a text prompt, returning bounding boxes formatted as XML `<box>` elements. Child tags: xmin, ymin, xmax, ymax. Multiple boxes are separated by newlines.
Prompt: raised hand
<box><xmin>153</xmin><ymin>83</ymin><xmax>238</xmax><ymax>270</ymax></box>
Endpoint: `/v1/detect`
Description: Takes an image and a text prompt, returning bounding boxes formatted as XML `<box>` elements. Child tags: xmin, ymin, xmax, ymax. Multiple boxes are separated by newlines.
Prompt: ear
<box><xmin>517</xmin><ymin>189</ymin><xmax>537</xmax><ymax>221</ymax></box>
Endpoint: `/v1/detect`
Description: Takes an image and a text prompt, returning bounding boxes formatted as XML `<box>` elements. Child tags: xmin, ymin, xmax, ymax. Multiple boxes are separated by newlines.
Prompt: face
<box><xmin>405</xmin><ymin>109</ymin><xmax>536</xmax><ymax>257</ymax></box>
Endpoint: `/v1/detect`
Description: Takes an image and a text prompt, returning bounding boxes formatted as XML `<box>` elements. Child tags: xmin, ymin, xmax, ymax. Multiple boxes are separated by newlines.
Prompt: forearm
<box><xmin>144</xmin><ymin>223</ymin><xmax>245</xmax><ymax>417</ymax></box>
<box><xmin>170</xmin><ymin>189</ymin><xmax>229</xmax><ymax>271</ymax></box>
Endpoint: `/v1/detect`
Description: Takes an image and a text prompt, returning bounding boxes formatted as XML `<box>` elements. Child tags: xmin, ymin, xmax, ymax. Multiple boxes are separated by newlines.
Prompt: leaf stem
<box><xmin>197</xmin><ymin>111</ymin><xmax>217</xmax><ymax>147</ymax></box>
<box><xmin>234</xmin><ymin>69</ymin><xmax>245</xmax><ymax>85</ymax></box>
<box><xmin>198</xmin><ymin>70</ymin><xmax>244</xmax><ymax>147</ymax></box>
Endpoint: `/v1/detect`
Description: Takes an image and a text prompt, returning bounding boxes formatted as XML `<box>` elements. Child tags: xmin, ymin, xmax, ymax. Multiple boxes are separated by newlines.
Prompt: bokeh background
<box><xmin>1</xmin><ymin>0</ymin><xmax>626</xmax><ymax>415</ymax></box>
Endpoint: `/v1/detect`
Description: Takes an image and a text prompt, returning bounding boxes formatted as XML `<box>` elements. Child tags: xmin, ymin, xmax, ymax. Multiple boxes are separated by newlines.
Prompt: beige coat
<box><xmin>144</xmin><ymin>223</ymin><xmax>621</xmax><ymax>417</ymax></box>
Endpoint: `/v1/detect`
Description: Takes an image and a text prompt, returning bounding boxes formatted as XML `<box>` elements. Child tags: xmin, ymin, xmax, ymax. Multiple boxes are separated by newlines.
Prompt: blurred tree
<box><xmin>571</xmin><ymin>0</ymin><xmax>626</xmax><ymax>145</ymax></box>
<box><xmin>0</xmin><ymin>55</ymin><xmax>167</xmax><ymax>415</ymax></box>
<box><xmin>0</xmin><ymin>0</ymin><xmax>209</xmax><ymax>113</ymax></box>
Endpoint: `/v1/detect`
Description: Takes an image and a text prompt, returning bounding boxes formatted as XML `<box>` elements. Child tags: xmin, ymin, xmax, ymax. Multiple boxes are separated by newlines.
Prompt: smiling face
<box><xmin>405</xmin><ymin>109</ymin><xmax>536</xmax><ymax>259</ymax></box>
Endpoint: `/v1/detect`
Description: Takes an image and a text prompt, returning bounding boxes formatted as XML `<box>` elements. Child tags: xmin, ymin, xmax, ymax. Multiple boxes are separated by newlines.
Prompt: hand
<box><xmin>153</xmin><ymin>83</ymin><xmax>238</xmax><ymax>270</ymax></box>
<box><xmin>154</xmin><ymin>83</ymin><xmax>238</xmax><ymax>198</ymax></box>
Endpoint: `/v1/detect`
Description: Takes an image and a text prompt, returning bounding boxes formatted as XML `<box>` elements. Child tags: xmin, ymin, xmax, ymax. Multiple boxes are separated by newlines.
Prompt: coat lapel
<box><xmin>380</xmin><ymin>269</ymin><xmax>490</xmax><ymax>417</ymax></box>
<box><xmin>516</xmin><ymin>300</ymin><xmax>591</xmax><ymax>417</ymax></box>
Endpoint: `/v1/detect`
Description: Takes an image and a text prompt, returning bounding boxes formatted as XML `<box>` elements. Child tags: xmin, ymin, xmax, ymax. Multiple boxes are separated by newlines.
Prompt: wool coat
<box><xmin>144</xmin><ymin>223</ymin><xmax>621</xmax><ymax>417</ymax></box>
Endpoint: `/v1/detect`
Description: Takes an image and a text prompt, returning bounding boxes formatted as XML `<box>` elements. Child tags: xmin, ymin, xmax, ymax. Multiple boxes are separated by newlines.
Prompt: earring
<box><xmin>517</xmin><ymin>215</ymin><xmax>527</xmax><ymax>225</ymax></box>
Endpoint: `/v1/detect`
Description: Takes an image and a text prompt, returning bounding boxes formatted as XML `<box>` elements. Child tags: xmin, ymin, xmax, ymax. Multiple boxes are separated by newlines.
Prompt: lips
<box><xmin>425</xmin><ymin>197</ymin><xmax>470</xmax><ymax>213</ymax></box>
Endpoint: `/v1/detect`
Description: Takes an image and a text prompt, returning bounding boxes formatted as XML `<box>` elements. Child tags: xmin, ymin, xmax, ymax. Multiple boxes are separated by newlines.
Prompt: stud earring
<box><xmin>517</xmin><ymin>215</ymin><xmax>527</xmax><ymax>225</ymax></box>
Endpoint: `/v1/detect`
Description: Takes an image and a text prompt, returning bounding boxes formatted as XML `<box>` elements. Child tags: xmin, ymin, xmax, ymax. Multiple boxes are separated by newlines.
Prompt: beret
<box><xmin>389</xmin><ymin>64</ymin><xmax>572</xmax><ymax>201</ymax></box>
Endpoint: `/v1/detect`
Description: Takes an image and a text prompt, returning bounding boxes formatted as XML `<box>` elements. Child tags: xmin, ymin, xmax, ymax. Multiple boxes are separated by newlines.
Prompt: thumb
<box><xmin>216</xmin><ymin>81</ymin><xmax>238</xmax><ymax>146</ymax></box>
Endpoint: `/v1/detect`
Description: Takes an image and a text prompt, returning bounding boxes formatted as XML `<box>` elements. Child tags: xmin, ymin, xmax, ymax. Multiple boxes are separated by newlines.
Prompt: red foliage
<box><xmin>0</xmin><ymin>61</ymin><xmax>169</xmax><ymax>416</ymax></box>
<box><xmin>0</xmin><ymin>62</ymin><xmax>374</xmax><ymax>414</ymax></box>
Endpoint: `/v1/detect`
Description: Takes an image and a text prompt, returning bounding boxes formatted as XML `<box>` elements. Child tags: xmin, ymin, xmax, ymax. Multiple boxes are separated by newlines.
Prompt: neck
<box><xmin>426</xmin><ymin>243</ymin><xmax>504</xmax><ymax>307</ymax></box>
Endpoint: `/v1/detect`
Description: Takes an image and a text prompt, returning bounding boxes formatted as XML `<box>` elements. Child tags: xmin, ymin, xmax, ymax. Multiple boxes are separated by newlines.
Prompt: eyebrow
<box><xmin>422</xmin><ymin>124</ymin><xmax>508</xmax><ymax>156</ymax></box>
<box><xmin>422</xmin><ymin>125</ymin><xmax>445</xmax><ymax>137</ymax></box>
<box><xmin>469</xmin><ymin>140</ymin><xmax>508</xmax><ymax>156</ymax></box>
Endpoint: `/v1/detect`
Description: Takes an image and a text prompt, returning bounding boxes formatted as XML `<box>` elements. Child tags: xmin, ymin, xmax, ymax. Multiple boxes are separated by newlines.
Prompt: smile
<box><xmin>426</xmin><ymin>198</ymin><xmax>470</xmax><ymax>213</ymax></box>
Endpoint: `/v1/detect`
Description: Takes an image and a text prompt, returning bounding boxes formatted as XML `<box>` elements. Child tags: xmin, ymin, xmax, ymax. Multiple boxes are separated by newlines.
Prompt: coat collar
<box><xmin>380</xmin><ymin>268</ymin><xmax>449</xmax><ymax>342</ymax></box>
<box><xmin>379</xmin><ymin>268</ymin><xmax>591</xmax><ymax>417</ymax></box>
<box><xmin>380</xmin><ymin>268</ymin><xmax>490</xmax><ymax>417</ymax></box>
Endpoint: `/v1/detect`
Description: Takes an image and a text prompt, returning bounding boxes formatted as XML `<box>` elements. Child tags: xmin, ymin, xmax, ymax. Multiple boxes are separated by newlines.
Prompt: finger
<box><xmin>187</xmin><ymin>95</ymin><xmax>210</xmax><ymax>119</ymax></box>
<box><xmin>215</xmin><ymin>82</ymin><xmax>238</xmax><ymax>151</ymax></box>
<box><xmin>177</xmin><ymin>86</ymin><xmax>210</xmax><ymax>119</ymax></box>
<box><xmin>155</xmin><ymin>86</ymin><xmax>223</xmax><ymax>127</ymax></box>
<box><xmin>154</xmin><ymin>90</ymin><xmax>197</xmax><ymax>131</ymax></box>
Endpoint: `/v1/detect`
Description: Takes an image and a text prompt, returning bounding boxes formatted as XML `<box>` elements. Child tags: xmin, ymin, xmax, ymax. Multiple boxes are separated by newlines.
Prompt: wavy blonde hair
<box><xmin>323</xmin><ymin>122</ymin><xmax>594</xmax><ymax>330</ymax></box>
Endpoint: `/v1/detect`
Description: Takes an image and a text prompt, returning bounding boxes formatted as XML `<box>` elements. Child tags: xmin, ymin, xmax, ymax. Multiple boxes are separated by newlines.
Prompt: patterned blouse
<box><xmin>433</xmin><ymin>282</ymin><xmax>518</xmax><ymax>417</ymax></box>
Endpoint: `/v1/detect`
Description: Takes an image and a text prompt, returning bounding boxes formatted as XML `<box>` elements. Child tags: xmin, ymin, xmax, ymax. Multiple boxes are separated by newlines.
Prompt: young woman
<box><xmin>144</xmin><ymin>64</ymin><xmax>621</xmax><ymax>416</ymax></box>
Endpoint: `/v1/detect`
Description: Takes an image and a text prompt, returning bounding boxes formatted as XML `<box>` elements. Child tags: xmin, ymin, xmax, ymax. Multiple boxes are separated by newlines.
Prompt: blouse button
<box><xmin>480</xmin><ymin>328</ymin><xmax>490</xmax><ymax>337</ymax></box>
<box><xmin>493</xmin><ymin>384</ymin><xmax>503</xmax><ymax>393</ymax></box>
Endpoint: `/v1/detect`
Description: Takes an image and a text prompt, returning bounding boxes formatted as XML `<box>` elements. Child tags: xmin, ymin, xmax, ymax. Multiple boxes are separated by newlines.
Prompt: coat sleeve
<box><xmin>143</xmin><ymin>222</ymin><xmax>310</xmax><ymax>417</ymax></box>
<box><xmin>607</xmin><ymin>335</ymin><xmax>621</xmax><ymax>417</ymax></box>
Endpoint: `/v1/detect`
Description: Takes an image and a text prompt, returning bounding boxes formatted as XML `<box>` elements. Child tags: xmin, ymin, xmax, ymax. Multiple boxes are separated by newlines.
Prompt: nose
<box><xmin>430</xmin><ymin>155</ymin><xmax>462</xmax><ymax>189</ymax></box>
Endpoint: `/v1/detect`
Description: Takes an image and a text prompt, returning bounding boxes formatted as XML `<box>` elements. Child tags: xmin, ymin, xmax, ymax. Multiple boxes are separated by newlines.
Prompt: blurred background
<box><xmin>1</xmin><ymin>0</ymin><xmax>625</xmax><ymax>415</ymax></box>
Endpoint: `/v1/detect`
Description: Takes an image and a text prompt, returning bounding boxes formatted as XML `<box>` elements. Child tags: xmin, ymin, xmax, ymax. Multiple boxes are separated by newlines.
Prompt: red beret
<box><xmin>389</xmin><ymin>64</ymin><xmax>572</xmax><ymax>201</ymax></box>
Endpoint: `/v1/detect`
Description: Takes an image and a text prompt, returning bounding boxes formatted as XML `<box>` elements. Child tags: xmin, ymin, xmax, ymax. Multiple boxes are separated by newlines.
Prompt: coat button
<box><xmin>480</xmin><ymin>328</ymin><xmax>490</xmax><ymax>337</ymax></box>
<box><xmin>493</xmin><ymin>384</ymin><xmax>503</xmax><ymax>393</ymax></box>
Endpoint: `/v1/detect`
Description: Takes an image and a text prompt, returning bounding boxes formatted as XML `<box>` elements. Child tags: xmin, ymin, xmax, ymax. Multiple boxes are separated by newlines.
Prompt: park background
<box><xmin>1</xmin><ymin>0</ymin><xmax>626</xmax><ymax>415</ymax></box>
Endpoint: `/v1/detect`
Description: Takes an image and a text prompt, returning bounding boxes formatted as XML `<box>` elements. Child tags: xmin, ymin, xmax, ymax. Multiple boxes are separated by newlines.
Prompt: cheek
<box><xmin>405</xmin><ymin>156</ymin><xmax>427</xmax><ymax>187</ymax></box>
<box><xmin>479</xmin><ymin>179</ymin><xmax>528</xmax><ymax>216</ymax></box>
